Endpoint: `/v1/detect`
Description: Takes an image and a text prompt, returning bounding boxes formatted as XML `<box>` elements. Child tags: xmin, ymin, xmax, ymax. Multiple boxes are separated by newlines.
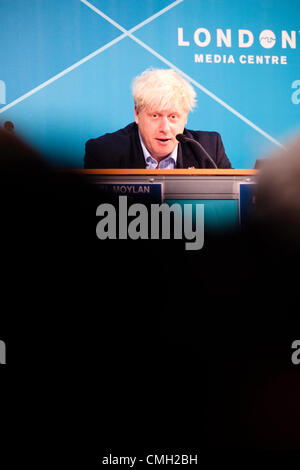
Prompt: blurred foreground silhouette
<box><xmin>1</xmin><ymin>128</ymin><xmax>299</xmax><ymax>462</ymax></box>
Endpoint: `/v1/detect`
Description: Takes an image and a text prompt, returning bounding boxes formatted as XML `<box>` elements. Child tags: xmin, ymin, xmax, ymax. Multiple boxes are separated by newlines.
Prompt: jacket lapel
<box><xmin>176</xmin><ymin>143</ymin><xmax>182</xmax><ymax>168</ymax></box>
<box><xmin>131</xmin><ymin>124</ymin><xmax>147</xmax><ymax>168</ymax></box>
<box><xmin>179</xmin><ymin>129</ymin><xmax>204</xmax><ymax>168</ymax></box>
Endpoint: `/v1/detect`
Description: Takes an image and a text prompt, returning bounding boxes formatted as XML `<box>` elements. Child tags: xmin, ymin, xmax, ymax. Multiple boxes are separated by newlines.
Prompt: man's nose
<box><xmin>158</xmin><ymin>117</ymin><xmax>170</xmax><ymax>133</ymax></box>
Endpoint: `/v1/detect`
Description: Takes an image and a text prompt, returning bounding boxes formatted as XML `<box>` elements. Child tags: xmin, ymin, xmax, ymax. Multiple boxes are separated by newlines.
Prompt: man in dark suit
<box><xmin>84</xmin><ymin>68</ymin><xmax>232</xmax><ymax>169</ymax></box>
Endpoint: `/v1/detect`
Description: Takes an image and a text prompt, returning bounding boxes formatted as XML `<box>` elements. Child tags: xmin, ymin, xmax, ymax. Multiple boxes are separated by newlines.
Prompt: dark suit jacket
<box><xmin>84</xmin><ymin>122</ymin><xmax>232</xmax><ymax>169</ymax></box>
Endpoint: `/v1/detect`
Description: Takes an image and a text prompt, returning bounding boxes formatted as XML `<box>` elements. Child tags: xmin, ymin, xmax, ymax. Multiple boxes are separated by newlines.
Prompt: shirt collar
<box><xmin>138</xmin><ymin>130</ymin><xmax>178</xmax><ymax>167</ymax></box>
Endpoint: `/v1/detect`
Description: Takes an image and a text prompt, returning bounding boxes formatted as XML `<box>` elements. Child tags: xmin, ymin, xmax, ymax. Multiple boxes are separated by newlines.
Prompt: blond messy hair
<box><xmin>132</xmin><ymin>68</ymin><xmax>197</xmax><ymax>113</ymax></box>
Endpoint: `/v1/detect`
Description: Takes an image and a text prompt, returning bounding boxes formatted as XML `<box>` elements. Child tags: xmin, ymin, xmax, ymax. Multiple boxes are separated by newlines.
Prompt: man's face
<box><xmin>134</xmin><ymin>104</ymin><xmax>188</xmax><ymax>160</ymax></box>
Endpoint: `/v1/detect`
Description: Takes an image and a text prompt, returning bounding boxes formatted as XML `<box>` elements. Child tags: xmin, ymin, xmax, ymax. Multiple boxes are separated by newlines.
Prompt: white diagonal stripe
<box><xmin>0</xmin><ymin>35</ymin><xmax>127</xmax><ymax>114</ymax></box>
<box><xmin>82</xmin><ymin>0</ymin><xmax>285</xmax><ymax>149</ymax></box>
<box><xmin>0</xmin><ymin>0</ymin><xmax>183</xmax><ymax>114</ymax></box>
<box><xmin>80</xmin><ymin>0</ymin><xmax>184</xmax><ymax>34</ymax></box>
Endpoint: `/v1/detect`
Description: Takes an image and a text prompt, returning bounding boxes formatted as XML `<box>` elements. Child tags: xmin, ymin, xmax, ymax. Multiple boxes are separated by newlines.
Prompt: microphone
<box><xmin>176</xmin><ymin>133</ymin><xmax>218</xmax><ymax>169</ymax></box>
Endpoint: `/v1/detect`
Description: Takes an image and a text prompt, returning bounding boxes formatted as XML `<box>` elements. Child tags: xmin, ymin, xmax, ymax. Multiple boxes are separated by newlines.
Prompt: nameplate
<box><xmin>239</xmin><ymin>183</ymin><xmax>257</xmax><ymax>225</ymax></box>
<box><xmin>96</xmin><ymin>183</ymin><xmax>163</xmax><ymax>205</ymax></box>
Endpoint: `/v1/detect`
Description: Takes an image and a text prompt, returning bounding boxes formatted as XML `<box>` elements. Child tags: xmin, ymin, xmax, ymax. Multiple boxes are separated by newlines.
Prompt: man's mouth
<box><xmin>156</xmin><ymin>138</ymin><xmax>171</xmax><ymax>142</ymax></box>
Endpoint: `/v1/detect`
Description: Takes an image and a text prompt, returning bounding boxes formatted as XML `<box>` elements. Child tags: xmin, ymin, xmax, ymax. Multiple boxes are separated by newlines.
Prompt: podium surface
<box><xmin>74</xmin><ymin>169</ymin><xmax>258</xmax><ymax>229</ymax></box>
<box><xmin>75</xmin><ymin>169</ymin><xmax>257</xmax><ymax>199</ymax></box>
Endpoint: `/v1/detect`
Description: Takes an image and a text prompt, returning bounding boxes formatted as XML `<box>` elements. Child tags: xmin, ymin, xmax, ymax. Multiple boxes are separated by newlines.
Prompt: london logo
<box><xmin>178</xmin><ymin>27</ymin><xmax>298</xmax><ymax>65</ymax></box>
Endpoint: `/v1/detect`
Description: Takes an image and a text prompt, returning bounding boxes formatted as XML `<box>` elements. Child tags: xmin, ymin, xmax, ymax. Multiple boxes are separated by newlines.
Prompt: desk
<box><xmin>74</xmin><ymin>169</ymin><xmax>258</xmax><ymax>230</ymax></box>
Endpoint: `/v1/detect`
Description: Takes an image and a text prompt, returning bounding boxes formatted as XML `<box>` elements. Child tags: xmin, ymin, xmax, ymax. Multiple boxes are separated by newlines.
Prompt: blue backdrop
<box><xmin>0</xmin><ymin>0</ymin><xmax>300</xmax><ymax>168</ymax></box>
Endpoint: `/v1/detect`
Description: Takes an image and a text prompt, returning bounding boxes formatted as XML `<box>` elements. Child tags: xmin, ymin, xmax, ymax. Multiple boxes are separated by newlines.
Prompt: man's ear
<box><xmin>185</xmin><ymin>111</ymin><xmax>189</xmax><ymax>127</ymax></box>
<box><xmin>134</xmin><ymin>106</ymin><xmax>139</xmax><ymax>125</ymax></box>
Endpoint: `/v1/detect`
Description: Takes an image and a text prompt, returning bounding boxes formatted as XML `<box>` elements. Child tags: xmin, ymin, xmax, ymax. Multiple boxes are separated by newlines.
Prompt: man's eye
<box><xmin>152</xmin><ymin>114</ymin><xmax>158</xmax><ymax>118</ymax></box>
<box><xmin>170</xmin><ymin>115</ymin><xmax>177</xmax><ymax>119</ymax></box>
